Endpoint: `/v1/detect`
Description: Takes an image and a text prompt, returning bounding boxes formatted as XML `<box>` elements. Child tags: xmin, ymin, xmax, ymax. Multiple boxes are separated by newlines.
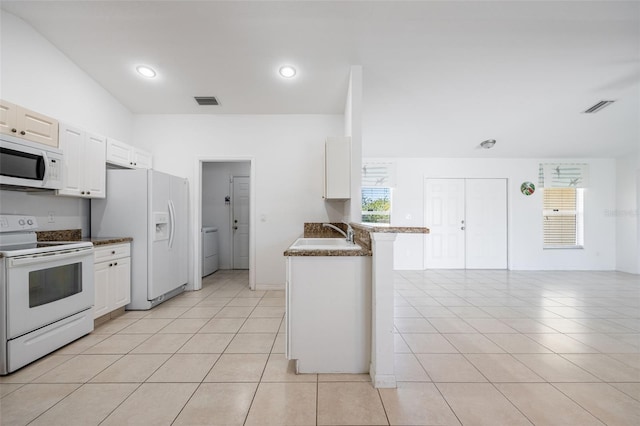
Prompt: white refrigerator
<box><xmin>91</xmin><ymin>169</ymin><xmax>189</xmax><ymax>310</ymax></box>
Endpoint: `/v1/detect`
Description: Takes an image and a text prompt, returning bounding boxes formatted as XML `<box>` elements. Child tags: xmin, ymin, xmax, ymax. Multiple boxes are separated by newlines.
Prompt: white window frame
<box><xmin>361</xmin><ymin>186</ymin><xmax>392</xmax><ymax>224</ymax></box>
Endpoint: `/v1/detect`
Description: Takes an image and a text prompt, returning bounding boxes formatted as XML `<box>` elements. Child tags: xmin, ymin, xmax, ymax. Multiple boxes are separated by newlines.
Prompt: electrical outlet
<box><xmin>48</xmin><ymin>212</ymin><xmax>55</xmax><ymax>223</ymax></box>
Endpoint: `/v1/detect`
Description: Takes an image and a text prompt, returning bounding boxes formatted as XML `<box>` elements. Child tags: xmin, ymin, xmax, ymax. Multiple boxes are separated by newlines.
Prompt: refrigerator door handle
<box><xmin>168</xmin><ymin>200</ymin><xmax>176</xmax><ymax>248</ymax></box>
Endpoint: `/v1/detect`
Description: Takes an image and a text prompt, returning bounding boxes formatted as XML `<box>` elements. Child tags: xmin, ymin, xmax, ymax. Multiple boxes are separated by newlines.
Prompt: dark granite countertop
<box><xmin>350</xmin><ymin>223</ymin><xmax>430</xmax><ymax>234</ymax></box>
<box><xmin>84</xmin><ymin>237</ymin><xmax>133</xmax><ymax>246</ymax></box>
<box><xmin>284</xmin><ymin>222</ymin><xmax>429</xmax><ymax>257</ymax></box>
<box><xmin>284</xmin><ymin>243</ymin><xmax>372</xmax><ymax>257</ymax></box>
<box><xmin>36</xmin><ymin>230</ymin><xmax>132</xmax><ymax>246</ymax></box>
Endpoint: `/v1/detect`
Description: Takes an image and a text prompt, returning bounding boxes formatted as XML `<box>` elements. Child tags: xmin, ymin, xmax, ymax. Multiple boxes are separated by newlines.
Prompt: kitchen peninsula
<box><xmin>284</xmin><ymin>222</ymin><xmax>429</xmax><ymax>388</ymax></box>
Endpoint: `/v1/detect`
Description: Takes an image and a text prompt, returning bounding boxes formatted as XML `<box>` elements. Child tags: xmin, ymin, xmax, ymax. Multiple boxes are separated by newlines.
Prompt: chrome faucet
<box><xmin>322</xmin><ymin>223</ymin><xmax>355</xmax><ymax>244</ymax></box>
<box><xmin>345</xmin><ymin>223</ymin><xmax>355</xmax><ymax>244</ymax></box>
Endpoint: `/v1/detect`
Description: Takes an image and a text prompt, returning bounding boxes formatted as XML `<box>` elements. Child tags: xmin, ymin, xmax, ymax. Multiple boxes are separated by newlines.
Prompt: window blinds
<box><xmin>543</xmin><ymin>187</ymin><xmax>577</xmax><ymax>246</ymax></box>
<box><xmin>538</xmin><ymin>163</ymin><xmax>589</xmax><ymax>188</ymax></box>
<box><xmin>362</xmin><ymin>162</ymin><xmax>396</xmax><ymax>187</ymax></box>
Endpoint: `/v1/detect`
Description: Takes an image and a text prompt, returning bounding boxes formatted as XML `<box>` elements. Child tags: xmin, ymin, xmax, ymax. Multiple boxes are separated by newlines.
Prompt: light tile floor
<box><xmin>1</xmin><ymin>269</ymin><xmax>639</xmax><ymax>425</ymax></box>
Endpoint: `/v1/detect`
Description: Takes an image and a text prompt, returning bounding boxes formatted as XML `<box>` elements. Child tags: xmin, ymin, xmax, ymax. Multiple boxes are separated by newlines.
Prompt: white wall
<box><xmin>0</xmin><ymin>12</ymin><xmax>133</xmax><ymax>141</ymax></box>
<box><xmin>133</xmin><ymin>114</ymin><xmax>343</xmax><ymax>287</ymax></box>
<box><xmin>366</xmin><ymin>157</ymin><xmax>617</xmax><ymax>271</ymax></box>
<box><xmin>0</xmin><ymin>12</ymin><xmax>133</xmax><ymax>235</ymax></box>
<box><xmin>637</xmin><ymin>149</ymin><xmax>640</xmax><ymax>273</ymax></box>
<box><xmin>202</xmin><ymin>161</ymin><xmax>251</xmax><ymax>270</ymax></box>
<box><xmin>345</xmin><ymin>66</ymin><xmax>363</xmax><ymax>223</ymax></box>
<box><xmin>615</xmin><ymin>155</ymin><xmax>639</xmax><ymax>273</ymax></box>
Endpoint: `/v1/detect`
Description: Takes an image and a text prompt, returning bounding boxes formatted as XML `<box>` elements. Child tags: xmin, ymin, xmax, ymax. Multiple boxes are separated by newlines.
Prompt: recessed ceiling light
<box><xmin>279</xmin><ymin>65</ymin><xmax>297</xmax><ymax>78</ymax></box>
<box><xmin>136</xmin><ymin>65</ymin><xmax>157</xmax><ymax>78</ymax></box>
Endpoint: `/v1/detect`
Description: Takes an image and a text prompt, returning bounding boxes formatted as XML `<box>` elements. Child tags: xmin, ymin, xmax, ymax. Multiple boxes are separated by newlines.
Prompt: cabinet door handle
<box><xmin>11</xmin><ymin>128</ymin><xmax>16</xmax><ymax>133</ymax></box>
<box><xmin>109</xmin><ymin>263</ymin><xmax>113</xmax><ymax>267</ymax></box>
<box><xmin>87</xmin><ymin>191</ymin><xmax>91</xmax><ymax>195</ymax></box>
<box><xmin>461</xmin><ymin>226</ymin><xmax>465</xmax><ymax>230</ymax></box>
<box><xmin>114</xmin><ymin>262</ymin><xmax>118</xmax><ymax>266</ymax></box>
<box><xmin>111</xmin><ymin>250</ymin><xmax>116</xmax><ymax>254</ymax></box>
<box><xmin>81</xmin><ymin>191</ymin><xmax>85</xmax><ymax>195</ymax></box>
<box><xmin>20</xmin><ymin>130</ymin><xmax>25</xmax><ymax>135</ymax></box>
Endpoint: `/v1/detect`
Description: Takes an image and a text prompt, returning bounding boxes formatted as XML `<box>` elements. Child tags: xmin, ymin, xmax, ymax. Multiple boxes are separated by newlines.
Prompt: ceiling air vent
<box><xmin>583</xmin><ymin>100</ymin><xmax>615</xmax><ymax>114</ymax></box>
<box><xmin>194</xmin><ymin>96</ymin><xmax>219</xmax><ymax>106</ymax></box>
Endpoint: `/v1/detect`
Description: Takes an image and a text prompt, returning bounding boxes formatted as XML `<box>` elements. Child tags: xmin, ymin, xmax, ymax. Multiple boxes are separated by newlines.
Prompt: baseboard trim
<box><xmin>254</xmin><ymin>284</ymin><xmax>285</xmax><ymax>291</ymax></box>
<box><xmin>371</xmin><ymin>373</ymin><xmax>397</xmax><ymax>388</ymax></box>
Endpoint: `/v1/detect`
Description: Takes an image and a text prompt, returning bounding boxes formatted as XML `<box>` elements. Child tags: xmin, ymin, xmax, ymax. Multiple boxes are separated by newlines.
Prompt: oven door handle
<box><xmin>8</xmin><ymin>249</ymin><xmax>93</xmax><ymax>267</ymax></box>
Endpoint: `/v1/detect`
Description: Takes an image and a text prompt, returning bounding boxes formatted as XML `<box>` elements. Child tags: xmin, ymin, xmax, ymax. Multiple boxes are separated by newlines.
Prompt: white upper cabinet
<box><xmin>84</xmin><ymin>133</ymin><xmax>107</xmax><ymax>197</ymax></box>
<box><xmin>324</xmin><ymin>136</ymin><xmax>351</xmax><ymax>200</ymax></box>
<box><xmin>106</xmin><ymin>138</ymin><xmax>153</xmax><ymax>169</ymax></box>
<box><xmin>0</xmin><ymin>99</ymin><xmax>59</xmax><ymax>147</ymax></box>
<box><xmin>132</xmin><ymin>147</ymin><xmax>153</xmax><ymax>169</ymax></box>
<box><xmin>57</xmin><ymin>123</ymin><xmax>106</xmax><ymax>198</ymax></box>
<box><xmin>106</xmin><ymin>138</ymin><xmax>131</xmax><ymax>166</ymax></box>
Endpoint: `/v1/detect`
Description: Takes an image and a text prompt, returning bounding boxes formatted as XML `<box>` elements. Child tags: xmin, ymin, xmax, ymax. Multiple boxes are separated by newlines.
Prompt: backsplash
<box><xmin>0</xmin><ymin>190</ymin><xmax>90</xmax><ymax>235</ymax></box>
<box><xmin>36</xmin><ymin>229</ymin><xmax>82</xmax><ymax>241</ymax></box>
<box><xmin>303</xmin><ymin>222</ymin><xmax>347</xmax><ymax>238</ymax></box>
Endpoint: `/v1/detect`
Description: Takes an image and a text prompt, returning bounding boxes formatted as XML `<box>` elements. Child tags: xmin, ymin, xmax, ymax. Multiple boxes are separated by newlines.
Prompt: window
<box><xmin>543</xmin><ymin>187</ymin><xmax>584</xmax><ymax>248</ymax></box>
<box><xmin>362</xmin><ymin>187</ymin><xmax>391</xmax><ymax>224</ymax></box>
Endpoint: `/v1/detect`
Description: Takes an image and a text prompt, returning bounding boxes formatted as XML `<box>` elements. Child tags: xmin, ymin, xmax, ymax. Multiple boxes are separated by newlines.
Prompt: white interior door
<box><xmin>425</xmin><ymin>178</ymin><xmax>507</xmax><ymax>269</ymax></box>
<box><xmin>425</xmin><ymin>179</ymin><xmax>466</xmax><ymax>268</ymax></box>
<box><xmin>232</xmin><ymin>176</ymin><xmax>250</xmax><ymax>269</ymax></box>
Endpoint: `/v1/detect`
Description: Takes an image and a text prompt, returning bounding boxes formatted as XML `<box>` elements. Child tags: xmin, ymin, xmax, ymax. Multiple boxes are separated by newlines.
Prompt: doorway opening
<box><xmin>195</xmin><ymin>159</ymin><xmax>255</xmax><ymax>291</ymax></box>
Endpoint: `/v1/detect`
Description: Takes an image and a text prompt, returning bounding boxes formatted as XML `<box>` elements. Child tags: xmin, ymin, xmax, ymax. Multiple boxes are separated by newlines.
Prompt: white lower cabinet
<box><xmin>286</xmin><ymin>255</ymin><xmax>372</xmax><ymax>373</ymax></box>
<box><xmin>94</xmin><ymin>243</ymin><xmax>131</xmax><ymax>319</ymax></box>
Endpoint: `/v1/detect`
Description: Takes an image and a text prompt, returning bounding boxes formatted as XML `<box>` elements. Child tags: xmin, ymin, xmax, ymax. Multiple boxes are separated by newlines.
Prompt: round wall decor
<box><xmin>520</xmin><ymin>181</ymin><xmax>535</xmax><ymax>196</ymax></box>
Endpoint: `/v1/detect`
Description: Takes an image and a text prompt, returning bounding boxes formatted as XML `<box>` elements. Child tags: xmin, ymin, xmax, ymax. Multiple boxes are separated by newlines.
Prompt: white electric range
<box><xmin>0</xmin><ymin>214</ymin><xmax>94</xmax><ymax>375</ymax></box>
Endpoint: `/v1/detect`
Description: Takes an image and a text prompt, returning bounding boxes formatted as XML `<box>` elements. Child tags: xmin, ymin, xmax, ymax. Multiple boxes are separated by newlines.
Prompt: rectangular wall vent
<box><xmin>583</xmin><ymin>100</ymin><xmax>615</xmax><ymax>114</ymax></box>
<box><xmin>194</xmin><ymin>96</ymin><xmax>219</xmax><ymax>106</ymax></box>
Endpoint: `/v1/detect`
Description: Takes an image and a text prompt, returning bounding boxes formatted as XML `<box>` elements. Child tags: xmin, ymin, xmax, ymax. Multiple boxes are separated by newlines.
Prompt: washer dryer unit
<box><xmin>202</xmin><ymin>227</ymin><xmax>219</xmax><ymax>277</ymax></box>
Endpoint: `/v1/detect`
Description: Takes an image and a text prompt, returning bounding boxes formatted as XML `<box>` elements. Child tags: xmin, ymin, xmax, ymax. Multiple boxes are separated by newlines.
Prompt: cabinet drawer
<box><xmin>94</xmin><ymin>243</ymin><xmax>130</xmax><ymax>262</ymax></box>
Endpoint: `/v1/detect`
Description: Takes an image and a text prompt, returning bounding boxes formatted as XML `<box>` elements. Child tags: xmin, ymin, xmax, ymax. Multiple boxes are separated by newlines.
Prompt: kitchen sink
<box><xmin>289</xmin><ymin>238</ymin><xmax>361</xmax><ymax>250</ymax></box>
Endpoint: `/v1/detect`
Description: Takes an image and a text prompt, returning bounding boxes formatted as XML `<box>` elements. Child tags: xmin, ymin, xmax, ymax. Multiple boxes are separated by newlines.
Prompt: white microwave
<box><xmin>0</xmin><ymin>134</ymin><xmax>63</xmax><ymax>191</ymax></box>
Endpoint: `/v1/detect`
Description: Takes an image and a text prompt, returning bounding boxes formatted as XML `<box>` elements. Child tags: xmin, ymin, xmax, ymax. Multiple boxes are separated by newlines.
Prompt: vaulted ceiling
<box><xmin>2</xmin><ymin>1</ymin><xmax>638</xmax><ymax>158</ymax></box>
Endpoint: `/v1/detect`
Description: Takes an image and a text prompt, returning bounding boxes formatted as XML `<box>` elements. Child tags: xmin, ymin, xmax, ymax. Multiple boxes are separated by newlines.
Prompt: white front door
<box><xmin>232</xmin><ymin>176</ymin><xmax>250</xmax><ymax>269</ymax></box>
<box><xmin>425</xmin><ymin>178</ymin><xmax>507</xmax><ymax>269</ymax></box>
